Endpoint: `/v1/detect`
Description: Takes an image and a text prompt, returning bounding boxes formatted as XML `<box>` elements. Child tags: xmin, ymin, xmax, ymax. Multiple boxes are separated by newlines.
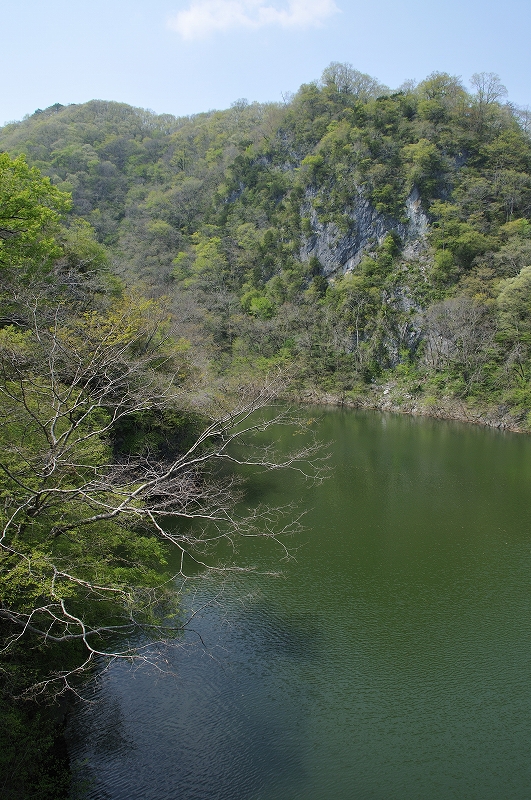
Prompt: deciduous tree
<box><xmin>0</xmin><ymin>285</ymin><xmax>321</xmax><ymax>697</ymax></box>
<box><xmin>0</xmin><ymin>154</ymin><xmax>71</xmax><ymax>271</ymax></box>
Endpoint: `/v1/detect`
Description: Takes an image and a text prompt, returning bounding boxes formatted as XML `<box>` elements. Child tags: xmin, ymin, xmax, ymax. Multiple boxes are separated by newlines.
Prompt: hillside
<box><xmin>1</xmin><ymin>63</ymin><xmax>531</xmax><ymax>796</ymax></box>
<box><xmin>2</xmin><ymin>65</ymin><xmax>531</xmax><ymax>427</ymax></box>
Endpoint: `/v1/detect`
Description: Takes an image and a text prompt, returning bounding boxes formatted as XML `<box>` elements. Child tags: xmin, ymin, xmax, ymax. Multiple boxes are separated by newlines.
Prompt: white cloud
<box><xmin>168</xmin><ymin>0</ymin><xmax>340</xmax><ymax>40</ymax></box>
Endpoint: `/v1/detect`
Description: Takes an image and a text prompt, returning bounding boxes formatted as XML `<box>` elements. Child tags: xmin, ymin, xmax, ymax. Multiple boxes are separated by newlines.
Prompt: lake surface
<box><xmin>68</xmin><ymin>409</ymin><xmax>531</xmax><ymax>800</ymax></box>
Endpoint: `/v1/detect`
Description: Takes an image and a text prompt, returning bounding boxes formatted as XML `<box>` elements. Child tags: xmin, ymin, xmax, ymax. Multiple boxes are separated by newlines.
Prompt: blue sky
<box><xmin>3</xmin><ymin>0</ymin><xmax>530</xmax><ymax>125</ymax></box>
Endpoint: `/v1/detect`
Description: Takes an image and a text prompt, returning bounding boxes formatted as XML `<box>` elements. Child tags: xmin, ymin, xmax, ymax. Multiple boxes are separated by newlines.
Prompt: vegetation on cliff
<box><xmin>0</xmin><ymin>151</ymin><xmax>317</xmax><ymax>798</ymax></box>
<box><xmin>2</xmin><ymin>65</ymin><xmax>530</xmax><ymax>426</ymax></box>
<box><xmin>1</xmin><ymin>61</ymin><xmax>531</xmax><ymax>796</ymax></box>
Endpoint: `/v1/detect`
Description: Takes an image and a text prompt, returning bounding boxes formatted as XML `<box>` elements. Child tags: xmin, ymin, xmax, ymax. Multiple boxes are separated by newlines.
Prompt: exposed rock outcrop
<box><xmin>300</xmin><ymin>186</ymin><xmax>429</xmax><ymax>276</ymax></box>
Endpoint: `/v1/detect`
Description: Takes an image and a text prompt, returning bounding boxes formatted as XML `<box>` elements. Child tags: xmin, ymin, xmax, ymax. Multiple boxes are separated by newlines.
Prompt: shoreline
<box><xmin>290</xmin><ymin>384</ymin><xmax>527</xmax><ymax>434</ymax></box>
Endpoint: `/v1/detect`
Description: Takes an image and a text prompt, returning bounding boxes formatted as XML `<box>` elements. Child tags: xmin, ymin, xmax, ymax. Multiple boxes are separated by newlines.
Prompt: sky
<box><xmin>3</xmin><ymin>0</ymin><xmax>530</xmax><ymax>126</ymax></box>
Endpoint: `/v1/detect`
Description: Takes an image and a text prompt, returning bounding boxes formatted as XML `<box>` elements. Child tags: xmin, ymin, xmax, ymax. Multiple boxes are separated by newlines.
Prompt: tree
<box><xmin>497</xmin><ymin>265</ymin><xmax>531</xmax><ymax>359</ymax></box>
<box><xmin>418</xmin><ymin>72</ymin><xmax>465</xmax><ymax>104</ymax></box>
<box><xmin>469</xmin><ymin>73</ymin><xmax>509</xmax><ymax>135</ymax></box>
<box><xmin>0</xmin><ymin>154</ymin><xmax>71</xmax><ymax>271</ymax></box>
<box><xmin>514</xmin><ymin>105</ymin><xmax>531</xmax><ymax>137</ymax></box>
<box><xmin>470</xmin><ymin>72</ymin><xmax>508</xmax><ymax>106</ymax></box>
<box><xmin>416</xmin><ymin>72</ymin><xmax>466</xmax><ymax>123</ymax></box>
<box><xmin>403</xmin><ymin>138</ymin><xmax>443</xmax><ymax>198</ymax></box>
<box><xmin>320</xmin><ymin>62</ymin><xmax>388</xmax><ymax>101</ymax></box>
<box><xmin>0</xmin><ymin>284</ymin><xmax>321</xmax><ymax>698</ymax></box>
<box><xmin>422</xmin><ymin>297</ymin><xmax>497</xmax><ymax>390</ymax></box>
<box><xmin>328</xmin><ymin>272</ymin><xmax>379</xmax><ymax>353</ymax></box>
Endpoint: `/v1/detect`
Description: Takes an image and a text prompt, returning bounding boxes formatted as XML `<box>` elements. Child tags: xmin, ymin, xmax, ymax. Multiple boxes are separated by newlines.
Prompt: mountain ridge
<box><xmin>2</xmin><ymin>65</ymin><xmax>531</xmax><ymax>428</ymax></box>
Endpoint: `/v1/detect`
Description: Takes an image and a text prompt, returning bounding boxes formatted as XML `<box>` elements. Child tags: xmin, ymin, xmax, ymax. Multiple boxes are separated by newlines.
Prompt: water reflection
<box><xmin>68</xmin><ymin>597</ymin><xmax>319</xmax><ymax>800</ymax></box>
<box><xmin>68</xmin><ymin>410</ymin><xmax>531</xmax><ymax>800</ymax></box>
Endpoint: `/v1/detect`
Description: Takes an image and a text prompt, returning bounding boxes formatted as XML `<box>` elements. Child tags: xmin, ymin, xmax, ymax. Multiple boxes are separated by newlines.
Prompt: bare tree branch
<box><xmin>0</xmin><ymin>290</ymin><xmax>326</xmax><ymax>697</ymax></box>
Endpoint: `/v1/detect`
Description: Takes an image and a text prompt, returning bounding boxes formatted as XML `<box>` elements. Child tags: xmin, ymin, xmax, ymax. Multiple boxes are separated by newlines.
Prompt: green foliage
<box><xmin>0</xmin><ymin>698</ymin><xmax>70</xmax><ymax>800</ymax></box>
<box><xmin>403</xmin><ymin>138</ymin><xmax>443</xmax><ymax>197</ymax></box>
<box><xmin>2</xmin><ymin>67</ymin><xmax>531</xmax><ymax>424</ymax></box>
<box><xmin>431</xmin><ymin>248</ymin><xmax>458</xmax><ymax>286</ymax></box>
<box><xmin>61</xmin><ymin>217</ymin><xmax>108</xmax><ymax>272</ymax></box>
<box><xmin>0</xmin><ymin>298</ymin><xmax>181</xmax><ymax>629</ymax></box>
<box><xmin>112</xmin><ymin>407</ymin><xmax>202</xmax><ymax>458</ymax></box>
<box><xmin>2</xmin><ymin>82</ymin><xmax>531</xmax><ymax>800</ymax></box>
<box><xmin>497</xmin><ymin>266</ymin><xmax>531</xmax><ymax>349</ymax></box>
<box><xmin>0</xmin><ymin>153</ymin><xmax>71</xmax><ymax>272</ymax></box>
<box><xmin>241</xmin><ymin>288</ymin><xmax>276</xmax><ymax>319</ymax></box>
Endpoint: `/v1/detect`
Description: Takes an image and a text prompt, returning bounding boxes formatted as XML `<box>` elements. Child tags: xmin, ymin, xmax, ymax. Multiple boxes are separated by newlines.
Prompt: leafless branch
<box><xmin>0</xmin><ymin>292</ymin><xmax>326</xmax><ymax>697</ymax></box>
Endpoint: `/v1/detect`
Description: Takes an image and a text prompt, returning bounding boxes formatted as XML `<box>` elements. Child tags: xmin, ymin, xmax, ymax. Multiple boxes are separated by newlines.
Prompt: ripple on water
<box><xmin>68</xmin><ymin>410</ymin><xmax>531</xmax><ymax>800</ymax></box>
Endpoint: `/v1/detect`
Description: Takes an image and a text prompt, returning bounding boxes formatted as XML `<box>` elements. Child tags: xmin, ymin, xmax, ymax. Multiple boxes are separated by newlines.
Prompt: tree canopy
<box><xmin>0</xmin><ymin>152</ymin><xmax>323</xmax><ymax>798</ymax></box>
<box><xmin>0</xmin><ymin>153</ymin><xmax>71</xmax><ymax>271</ymax></box>
<box><xmin>3</xmin><ymin>64</ymin><xmax>531</xmax><ymax>796</ymax></box>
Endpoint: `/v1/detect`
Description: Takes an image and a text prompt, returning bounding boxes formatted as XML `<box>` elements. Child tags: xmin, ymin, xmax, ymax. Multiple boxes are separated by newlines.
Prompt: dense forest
<box><xmin>2</xmin><ymin>64</ymin><xmax>531</xmax><ymax>427</ymax></box>
<box><xmin>1</xmin><ymin>63</ymin><xmax>531</xmax><ymax>796</ymax></box>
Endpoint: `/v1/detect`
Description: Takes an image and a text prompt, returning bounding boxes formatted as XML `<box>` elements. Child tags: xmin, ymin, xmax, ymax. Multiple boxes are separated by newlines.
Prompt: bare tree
<box><xmin>321</xmin><ymin>62</ymin><xmax>389</xmax><ymax>101</ymax></box>
<box><xmin>422</xmin><ymin>297</ymin><xmax>497</xmax><ymax>389</ymax></box>
<box><xmin>470</xmin><ymin>72</ymin><xmax>508</xmax><ymax>106</ymax></box>
<box><xmin>0</xmin><ymin>289</ymin><xmax>324</xmax><ymax>697</ymax></box>
<box><xmin>469</xmin><ymin>73</ymin><xmax>509</xmax><ymax>134</ymax></box>
<box><xmin>512</xmin><ymin>105</ymin><xmax>531</xmax><ymax>137</ymax></box>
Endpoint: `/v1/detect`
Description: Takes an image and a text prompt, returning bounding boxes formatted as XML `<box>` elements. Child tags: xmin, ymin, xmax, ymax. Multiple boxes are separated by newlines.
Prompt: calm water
<box><xmin>68</xmin><ymin>409</ymin><xmax>531</xmax><ymax>800</ymax></box>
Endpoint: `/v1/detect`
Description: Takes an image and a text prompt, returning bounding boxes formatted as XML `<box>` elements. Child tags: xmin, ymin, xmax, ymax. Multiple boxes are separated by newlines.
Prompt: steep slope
<box><xmin>2</xmin><ymin>66</ymin><xmax>531</xmax><ymax>426</ymax></box>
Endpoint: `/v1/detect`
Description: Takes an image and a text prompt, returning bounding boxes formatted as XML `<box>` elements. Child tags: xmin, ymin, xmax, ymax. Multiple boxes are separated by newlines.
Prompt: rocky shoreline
<box><xmin>293</xmin><ymin>383</ymin><xmax>527</xmax><ymax>434</ymax></box>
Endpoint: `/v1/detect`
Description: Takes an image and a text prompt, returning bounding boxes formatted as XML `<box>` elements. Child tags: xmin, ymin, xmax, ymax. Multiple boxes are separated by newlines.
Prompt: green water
<box><xmin>68</xmin><ymin>409</ymin><xmax>531</xmax><ymax>799</ymax></box>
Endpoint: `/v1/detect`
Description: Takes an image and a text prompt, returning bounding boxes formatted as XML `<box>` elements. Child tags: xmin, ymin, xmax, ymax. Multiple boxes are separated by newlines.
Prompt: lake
<box><xmin>67</xmin><ymin>408</ymin><xmax>531</xmax><ymax>799</ymax></box>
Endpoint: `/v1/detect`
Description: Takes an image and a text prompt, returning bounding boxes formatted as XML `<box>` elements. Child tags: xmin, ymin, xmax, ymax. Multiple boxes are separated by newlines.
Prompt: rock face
<box><xmin>300</xmin><ymin>186</ymin><xmax>429</xmax><ymax>276</ymax></box>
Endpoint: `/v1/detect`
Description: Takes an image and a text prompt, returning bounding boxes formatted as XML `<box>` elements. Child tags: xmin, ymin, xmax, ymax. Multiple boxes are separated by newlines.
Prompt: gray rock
<box><xmin>300</xmin><ymin>186</ymin><xmax>429</xmax><ymax>277</ymax></box>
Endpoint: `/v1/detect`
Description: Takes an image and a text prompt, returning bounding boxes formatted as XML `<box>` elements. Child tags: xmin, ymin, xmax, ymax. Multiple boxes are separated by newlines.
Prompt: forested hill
<box><xmin>2</xmin><ymin>65</ymin><xmax>531</xmax><ymax>427</ymax></box>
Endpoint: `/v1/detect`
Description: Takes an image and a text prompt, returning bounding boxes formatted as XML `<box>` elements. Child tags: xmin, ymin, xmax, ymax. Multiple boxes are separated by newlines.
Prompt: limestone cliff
<box><xmin>300</xmin><ymin>186</ymin><xmax>429</xmax><ymax>277</ymax></box>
